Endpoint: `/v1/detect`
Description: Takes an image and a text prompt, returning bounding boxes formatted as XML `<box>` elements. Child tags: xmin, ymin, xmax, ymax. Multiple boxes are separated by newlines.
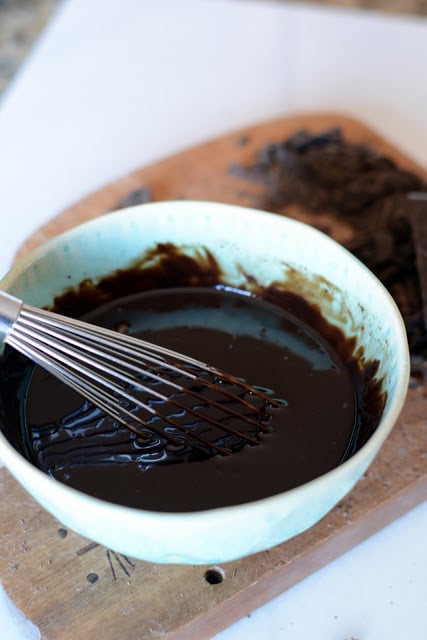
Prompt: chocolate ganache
<box><xmin>0</xmin><ymin>244</ymin><xmax>386</xmax><ymax>512</ymax></box>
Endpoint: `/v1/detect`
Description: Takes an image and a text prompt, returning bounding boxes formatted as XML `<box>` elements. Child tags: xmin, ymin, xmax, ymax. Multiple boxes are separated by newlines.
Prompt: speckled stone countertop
<box><xmin>0</xmin><ymin>0</ymin><xmax>426</xmax><ymax>99</ymax></box>
<box><xmin>0</xmin><ymin>0</ymin><xmax>59</xmax><ymax>97</ymax></box>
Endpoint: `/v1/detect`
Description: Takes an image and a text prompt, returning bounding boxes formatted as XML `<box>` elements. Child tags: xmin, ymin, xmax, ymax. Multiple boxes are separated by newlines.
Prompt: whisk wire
<box><xmin>1</xmin><ymin>293</ymin><xmax>279</xmax><ymax>454</ymax></box>
<box><xmin>11</xmin><ymin>325</ymin><xmax>264</xmax><ymax>453</ymax></box>
<box><xmin>12</xmin><ymin>311</ymin><xmax>271</xmax><ymax>431</ymax></box>
<box><xmin>19</xmin><ymin>306</ymin><xmax>276</xmax><ymax>411</ymax></box>
<box><xmin>7</xmin><ymin>328</ymin><xmax>236</xmax><ymax>454</ymax></box>
<box><xmin>17</xmin><ymin>307</ymin><xmax>276</xmax><ymax>423</ymax></box>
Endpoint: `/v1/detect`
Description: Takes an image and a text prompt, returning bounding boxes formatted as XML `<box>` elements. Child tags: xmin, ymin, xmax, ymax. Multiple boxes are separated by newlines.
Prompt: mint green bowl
<box><xmin>0</xmin><ymin>201</ymin><xmax>409</xmax><ymax>564</ymax></box>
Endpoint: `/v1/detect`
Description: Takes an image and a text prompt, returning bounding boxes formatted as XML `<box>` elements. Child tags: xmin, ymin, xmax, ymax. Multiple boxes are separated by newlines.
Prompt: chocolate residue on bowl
<box><xmin>49</xmin><ymin>243</ymin><xmax>222</xmax><ymax>318</ymax></box>
<box><xmin>229</xmin><ymin>127</ymin><xmax>427</xmax><ymax>374</ymax></box>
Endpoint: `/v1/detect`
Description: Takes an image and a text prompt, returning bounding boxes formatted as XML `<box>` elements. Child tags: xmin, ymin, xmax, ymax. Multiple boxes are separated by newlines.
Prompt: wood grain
<box><xmin>2</xmin><ymin>112</ymin><xmax>427</xmax><ymax>640</ymax></box>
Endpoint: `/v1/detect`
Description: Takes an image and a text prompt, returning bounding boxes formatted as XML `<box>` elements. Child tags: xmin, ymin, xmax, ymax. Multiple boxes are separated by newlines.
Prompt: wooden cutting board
<box><xmin>2</xmin><ymin>113</ymin><xmax>427</xmax><ymax>640</ymax></box>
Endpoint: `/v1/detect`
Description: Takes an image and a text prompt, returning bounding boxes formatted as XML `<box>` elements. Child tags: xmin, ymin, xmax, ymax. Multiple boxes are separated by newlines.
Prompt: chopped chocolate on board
<box><xmin>229</xmin><ymin>128</ymin><xmax>427</xmax><ymax>374</ymax></box>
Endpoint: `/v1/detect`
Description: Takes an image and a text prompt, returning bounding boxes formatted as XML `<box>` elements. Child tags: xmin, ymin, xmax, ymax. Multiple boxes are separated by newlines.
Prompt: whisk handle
<box><xmin>0</xmin><ymin>291</ymin><xmax>23</xmax><ymax>352</ymax></box>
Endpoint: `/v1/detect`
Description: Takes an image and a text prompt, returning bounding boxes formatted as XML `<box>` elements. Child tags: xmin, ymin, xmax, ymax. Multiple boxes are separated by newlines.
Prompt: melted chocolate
<box><xmin>0</xmin><ymin>244</ymin><xmax>386</xmax><ymax>512</ymax></box>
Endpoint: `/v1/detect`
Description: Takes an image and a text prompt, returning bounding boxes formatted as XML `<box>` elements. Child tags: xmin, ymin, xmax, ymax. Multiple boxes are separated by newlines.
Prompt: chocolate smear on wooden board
<box><xmin>117</xmin><ymin>186</ymin><xmax>152</xmax><ymax>209</ymax></box>
<box><xmin>227</xmin><ymin>128</ymin><xmax>427</xmax><ymax>382</ymax></box>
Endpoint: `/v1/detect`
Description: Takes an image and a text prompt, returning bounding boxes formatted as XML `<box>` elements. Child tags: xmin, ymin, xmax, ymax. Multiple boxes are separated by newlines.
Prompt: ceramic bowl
<box><xmin>0</xmin><ymin>201</ymin><xmax>409</xmax><ymax>564</ymax></box>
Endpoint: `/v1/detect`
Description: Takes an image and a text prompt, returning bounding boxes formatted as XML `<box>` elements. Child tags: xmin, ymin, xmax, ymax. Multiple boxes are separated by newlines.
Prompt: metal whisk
<box><xmin>0</xmin><ymin>291</ymin><xmax>279</xmax><ymax>455</ymax></box>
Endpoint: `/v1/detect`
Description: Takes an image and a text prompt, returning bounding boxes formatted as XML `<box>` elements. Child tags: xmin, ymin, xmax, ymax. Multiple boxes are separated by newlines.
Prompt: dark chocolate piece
<box><xmin>408</xmin><ymin>193</ymin><xmax>427</xmax><ymax>330</ymax></box>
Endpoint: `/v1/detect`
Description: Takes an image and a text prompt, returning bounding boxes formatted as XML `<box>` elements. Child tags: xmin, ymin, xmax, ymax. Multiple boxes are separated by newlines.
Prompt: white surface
<box><xmin>0</xmin><ymin>585</ymin><xmax>40</xmax><ymax>640</ymax></box>
<box><xmin>0</xmin><ymin>0</ymin><xmax>426</xmax><ymax>638</ymax></box>
<box><xmin>216</xmin><ymin>501</ymin><xmax>427</xmax><ymax>640</ymax></box>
